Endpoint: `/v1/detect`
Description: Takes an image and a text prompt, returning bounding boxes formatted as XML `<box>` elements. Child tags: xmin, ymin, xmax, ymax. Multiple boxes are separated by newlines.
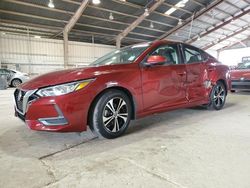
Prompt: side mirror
<box><xmin>145</xmin><ymin>55</ymin><xmax>167</xmax><ymax>66</ymax></box>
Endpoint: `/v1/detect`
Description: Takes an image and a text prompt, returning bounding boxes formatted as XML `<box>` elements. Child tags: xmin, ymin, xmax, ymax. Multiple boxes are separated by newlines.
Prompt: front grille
<box><xmin>14</xmin><ymin>89</ymin><xmax>26</xmax><ymax>113</ymax></box>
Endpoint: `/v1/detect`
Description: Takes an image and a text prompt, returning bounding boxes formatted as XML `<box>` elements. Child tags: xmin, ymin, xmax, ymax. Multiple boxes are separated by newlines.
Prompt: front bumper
<box><xmin>231</xmin><ymin>79</ymin><xmax>250</xmax><ymax>90</ymax></box>
<box><xmin>14</xmin><ymin>88</ymin><xmax>92</xmax><ymax>132</ymax></box>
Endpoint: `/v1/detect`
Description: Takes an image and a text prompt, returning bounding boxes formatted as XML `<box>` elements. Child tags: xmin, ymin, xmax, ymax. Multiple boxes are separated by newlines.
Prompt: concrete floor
<box><xmin>0</xmin><ymin>89</ymin><xmax>250</xmax><ymax>188</ymax></box>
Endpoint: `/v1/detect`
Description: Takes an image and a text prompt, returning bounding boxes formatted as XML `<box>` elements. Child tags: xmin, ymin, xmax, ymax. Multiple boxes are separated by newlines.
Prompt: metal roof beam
<box><xmin>202</xmin><ymin>25</ymin><xmax>250</xmax><ymax>50</ymax></box>
<box><xmin>0</xmin><ymin>9</ymin><xmax>158</xmax><ymax>39</ymax></box>
<box><xmin>0</xmin><ymin>19</ymin><xmax>148</xmax><ymax>44</ymax></box>
<box><xmin>158</xmin><ymin>0</ymin><xmax>224</xmax><ymax>40</ymax></box>
<box><xmin>62</xmin><ymin>0</ymin><xmax>215</xmax><ymax>34</ymax></box>
<box><xmin>62</xmin><ymin>0</ymin><xmax>176</xmax><ymax>28</ymax></box>
<box><xmin>214</xmin><ymin>6</ymin><xmax>249</xmax><ymax>24</ymax></box>
<box><xmin>189</xmin><ymin>0</ymin><xmax>205</xmax><ymax>7</ymax></box>
<box><xmin>224</xmin><ymin>0</ymin><xmax>243</xmax><ymax>11</ymax></box>
<box><xmin>0</xmin><ymin>21</ymin><xmax>60</xmax><ymax>33</ymax></box>
<box><xmin>0</xmin><ymin>26</ymin><xmax>54</xmax><ymax>36</ymax></box>
<box><xmin>186</xmin><ymin>7</ymin><xmax>250</xmax><ymax>44</ymax></box>
<box><xmin>112</xmin><ymin>0</ymin><xmax>192</xmax><ymax>19</ymax></box>
<box><xmin>3</xmin><ymin>0</ymin><xmax>166</xmax><ymax>34</ymax></box>
<box><xmin>217</xmin><ymin>35</ymin><xmax>250</xmax><ymax>51</ymax></box>
<box><xmin>116</xmin><ymin>0</ymin><xmax>165</xmax><ymax>48</ymax></box>
<box><xmin>190</xmin><ymin>0</ymin><xmax>248</xmax><ymax>25</ymax></box>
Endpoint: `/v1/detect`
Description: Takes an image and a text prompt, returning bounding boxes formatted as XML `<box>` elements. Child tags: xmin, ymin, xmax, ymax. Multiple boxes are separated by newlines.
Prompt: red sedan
<box><xmin>14</xmin><ymin>41</ymin><xmax>230</xmax><ymax>139</ymax></box>
<box><xmin>230</xmin><ymin>61</ymin><xmax>250</xmax><ymax>92</ymax></box>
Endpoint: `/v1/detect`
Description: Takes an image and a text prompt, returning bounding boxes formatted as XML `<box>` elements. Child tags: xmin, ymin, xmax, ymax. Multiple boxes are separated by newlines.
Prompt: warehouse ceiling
<box><xmin>0</xmin><ymin>0</ymin><xmax>249</xmax><ymax>51</ymax></box>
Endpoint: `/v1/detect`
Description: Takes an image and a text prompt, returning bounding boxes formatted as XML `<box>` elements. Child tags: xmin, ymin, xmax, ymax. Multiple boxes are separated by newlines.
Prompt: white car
<box><xmin>0</xmin><ymin>68</ymin><xmax>30</xmax><ymax>87</ymax></box>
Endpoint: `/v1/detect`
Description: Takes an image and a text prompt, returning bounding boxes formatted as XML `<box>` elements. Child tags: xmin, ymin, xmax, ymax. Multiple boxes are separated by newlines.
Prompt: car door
<box><xmin>141</xmin><ymin>44</ymin><xmax>187</xmax><ymax>111</ymax></box>
<box><xmin>182</xmin><ymin>44</ymin><xmax>207</xmax><ymax>102</ymax></box>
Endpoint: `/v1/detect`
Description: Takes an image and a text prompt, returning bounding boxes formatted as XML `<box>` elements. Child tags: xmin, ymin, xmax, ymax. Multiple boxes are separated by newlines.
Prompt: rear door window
<box><xmin>183</xmin><ymin>46</ymin><xmax>203</xmax><ymax>64</ymax></box>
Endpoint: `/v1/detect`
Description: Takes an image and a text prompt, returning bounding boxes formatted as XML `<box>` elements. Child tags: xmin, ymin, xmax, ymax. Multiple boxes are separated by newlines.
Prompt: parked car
<box><xmin>14</xmin><ymin>41</ymin><xmax>230</xmax><ymax>139</ymax></box>
<box><xmin>0</xmin><ymin>68</ymin><xmax>30</xmax><ymax>87</ymax></box>
<box><xmin>230</xmin><ymin>61</ymin><xmax>250</xmax><ymax>92</ymax></box>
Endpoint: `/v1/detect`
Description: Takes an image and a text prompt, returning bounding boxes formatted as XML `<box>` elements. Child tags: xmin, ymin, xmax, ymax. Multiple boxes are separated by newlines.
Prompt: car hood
<box><xmin>230</xmin><ymin>69</ymin><xmax>250</xmax><ymax>80</ymax></box>
<box><xmin>20</xmin><ymin>66</ymin><xmax>111</xmax><ymax>90</ymax></box>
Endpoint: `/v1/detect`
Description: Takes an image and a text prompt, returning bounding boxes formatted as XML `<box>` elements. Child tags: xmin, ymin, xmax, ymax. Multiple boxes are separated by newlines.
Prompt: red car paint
<box><xmin>15</xmin><ymin>41</ymin><xmax>230</xmax><ymax>132</ymax></box>
<box><xmin>230</xmin><ymin>68</ymin><xmax>250</xmax><ymax>91</ymax></box>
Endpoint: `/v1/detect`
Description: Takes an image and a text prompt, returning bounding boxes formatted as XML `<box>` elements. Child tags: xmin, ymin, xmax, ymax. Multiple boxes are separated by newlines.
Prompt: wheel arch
<box><xmin>217</xmin><ymin>79</ymin><xmax>228</xmax><ymax>95</ymax></box>
<box><xmin>87</xmin><ymin>86</ymin><xmax>137</xmax><ymax>127</ymax></box>
<box><xmin>11</xmin><ymin>78</ymin><xmax>22</xmax><ymax>87</ymax></box>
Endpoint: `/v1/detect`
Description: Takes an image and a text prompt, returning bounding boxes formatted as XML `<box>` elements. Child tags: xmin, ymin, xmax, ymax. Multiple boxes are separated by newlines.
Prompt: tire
<box><xmin>11</xmin><ymin>79</ymin><xmax>22</xmax><ymax>87</ymax></box>
<box><xmin>230</xmin><ymin>90</ymin><xmax>236</xmax><ymax>93</ymax></box>
<box><xmin>90</xmin><ymin>89</ymin><xmax>132</xmax><ymax>139</ymax></box>
<box><xmin>207</xmin><ymin>81</ymin><xmax>227</xmax><ymax>110</ymax></box>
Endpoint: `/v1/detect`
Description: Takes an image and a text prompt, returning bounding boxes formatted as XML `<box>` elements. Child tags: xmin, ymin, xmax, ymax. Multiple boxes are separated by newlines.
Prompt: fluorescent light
<box><xmin>34</xmin><ymin>36</ymin><xmax>41</xmax><ymax>39</ymax></box>
<box><xmin>144</xmin><ymin>8</ymin><xmax>149</xmax><ymax>17</ymax></box>
<box><xmin>166</xmin><ymin>0</ymin><xmax>189</xmax><ymax>15</ymax></box>
<box><xmin>109</xmin><ymin>13</ymin><xmax>114</xmax><ymax>20</ymax></box>
<box><xmin>92</xmin><ymin>0</ymin><xmax>101</xmax><ymax>5</ymax></box>
<box><xmin>176</xmin><ymin>0</ymin><xmax>189</xmax><ymax>7</ymax></box>
<box><xmin>48</xmin><ymin>0</ymin><xmax>54</xmax><ymax>8</ymax></box>
<box><xmin>178</xmin><ymin>19</ymin><xmax>182</xmax><ymax>25</ymax></box>
<box><xmin>150</xmin><ymin>22</ymin><xmax>154</xmax><ymax>28</ymax></box>
<box><xmin>165</xmin><ymin>7</ymin><xmax>177</xmax><ymax>15</ymax></box>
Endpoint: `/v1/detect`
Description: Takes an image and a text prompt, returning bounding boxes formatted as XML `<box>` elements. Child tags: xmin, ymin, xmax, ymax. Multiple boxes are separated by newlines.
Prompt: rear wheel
<box><xmin>11</xmin><ymin>79</ymin><xmax>22</xmax><ymax>87</ymax></box>
<box><xmin>90</xmin><ymin>89</ymin><xmax>132</xmax><ymax>139</ymax></box>
<box><xmin>231</xmin><ymin>90</ymin><xmax>236</xmax><ymax>93</ymax></box>
<box><xmin>207</xmin><ymin>81</ymin><xmax>227</xmax><ymax>110</ymax></box>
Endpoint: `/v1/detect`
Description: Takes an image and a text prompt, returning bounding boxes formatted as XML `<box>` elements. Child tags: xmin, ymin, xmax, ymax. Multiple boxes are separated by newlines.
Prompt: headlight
<box><xmin>36</xmin><ymin>79</ymin><xmax>93</xmax><ymax>97</ymax></box>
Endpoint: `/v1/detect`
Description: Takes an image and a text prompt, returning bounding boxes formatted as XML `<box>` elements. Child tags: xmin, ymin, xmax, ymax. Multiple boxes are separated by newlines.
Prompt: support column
<box><xmin>63</xmin><ymin>31</ymin><xmax>69</xmax><ymax>69</ymax></box>
<box><xmin>116</xmin><ymin>36</ymin><xmax>121</xmax><ymax>49</ymax></box>
<box><xmin>62</xmin><ymin>0</ymin><xmax>89</xmax><ymax>68</ymax></box>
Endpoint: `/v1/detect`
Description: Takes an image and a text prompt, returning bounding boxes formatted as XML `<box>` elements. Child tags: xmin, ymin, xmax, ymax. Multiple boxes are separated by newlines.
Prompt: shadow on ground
<box><xmin>0</xmin><ymin>101</ymin><xmax>237</xmax><ymax>160</ymax></box>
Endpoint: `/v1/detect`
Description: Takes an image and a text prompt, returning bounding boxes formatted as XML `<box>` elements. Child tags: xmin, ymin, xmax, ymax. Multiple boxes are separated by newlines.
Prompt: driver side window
<box><xmin>150</xmin><ymin>45</ymin><xmax>180</xmax><ymax>65</ymax></box>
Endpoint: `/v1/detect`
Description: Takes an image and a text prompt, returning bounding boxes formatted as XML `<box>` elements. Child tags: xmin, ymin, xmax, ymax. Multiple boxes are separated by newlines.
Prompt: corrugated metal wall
<box><xmin>0</xmin><ymin>33</ymin><xmax>115</xmax><ymax>75</ymax></box>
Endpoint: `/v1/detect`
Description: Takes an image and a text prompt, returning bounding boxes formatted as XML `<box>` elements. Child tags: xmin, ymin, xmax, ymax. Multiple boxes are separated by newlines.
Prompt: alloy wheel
<box><xmin>213</xmin><ymin>84</ymin><xmax>225</xmax><ymax>108</ymax></box>
<box><xmin>102</xmin><ymin>97</ymin><xmax>128</xmax><ymax>133</ymax></box>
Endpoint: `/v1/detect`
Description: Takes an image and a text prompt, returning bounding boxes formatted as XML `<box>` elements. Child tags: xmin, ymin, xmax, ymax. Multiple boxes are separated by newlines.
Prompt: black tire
<box><xmin>231</xmin><ymin>90</ymin><xmax>236</xmax><ymax>93</ymax></box>
<box><xmin>207</xmin><ymin>81</ymin><xmax>227</xmax><ymax>110</ymax></box>
<box><xmin>11</xmin><ymin>79</ymin><xmax>22</xmax><ymax>87</ymax></box>
<box><xmin>90</xmin><ymin>89</ymin><xmax>132</xmax><ymax>139</ymax></box>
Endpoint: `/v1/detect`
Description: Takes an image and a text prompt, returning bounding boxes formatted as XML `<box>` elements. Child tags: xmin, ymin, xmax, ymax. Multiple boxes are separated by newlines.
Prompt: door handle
<box><xmin>208</xmin><ymin>66</ymin><xmax>216</xmax><ymax>71</ymax></box>
<box><xmin>177</xmin><ymin>71</ymin><xmax>186</xmax><ymax>76</ymax></box>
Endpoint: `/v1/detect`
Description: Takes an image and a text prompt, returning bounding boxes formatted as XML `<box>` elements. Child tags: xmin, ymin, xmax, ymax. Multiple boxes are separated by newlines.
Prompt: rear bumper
<box><xmin>231</xmin><ymin>80</ymin><xmax>250</xmax><ymax>90</ymax></box>
<box><xmin>14</xmin><ymin>89</ymin><xmax>93</xmax><ymax>132</ymax></box>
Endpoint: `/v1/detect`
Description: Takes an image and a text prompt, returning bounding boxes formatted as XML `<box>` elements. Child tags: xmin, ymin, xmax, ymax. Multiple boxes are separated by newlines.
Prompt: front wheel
<box><xmin>90</xmin><ymin>89</ymin><xmax>132</xmax><ymax>139</ymax></box>
<box><xmin>207</xmin><ymin>81</ymin><xmax>227</xmax><ymax>110</ymax></box>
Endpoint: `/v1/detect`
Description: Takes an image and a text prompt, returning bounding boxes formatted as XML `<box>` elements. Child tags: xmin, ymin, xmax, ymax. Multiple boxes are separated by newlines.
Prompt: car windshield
<box><xmin>237</xmin><ymin>62</ymin><xmax>250</xmax><ymax>69</ymax></box>
<box><xmin>90</xmin><ymin>43</ymin><xmax>150</xmax><ymax>66</ymax></box>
